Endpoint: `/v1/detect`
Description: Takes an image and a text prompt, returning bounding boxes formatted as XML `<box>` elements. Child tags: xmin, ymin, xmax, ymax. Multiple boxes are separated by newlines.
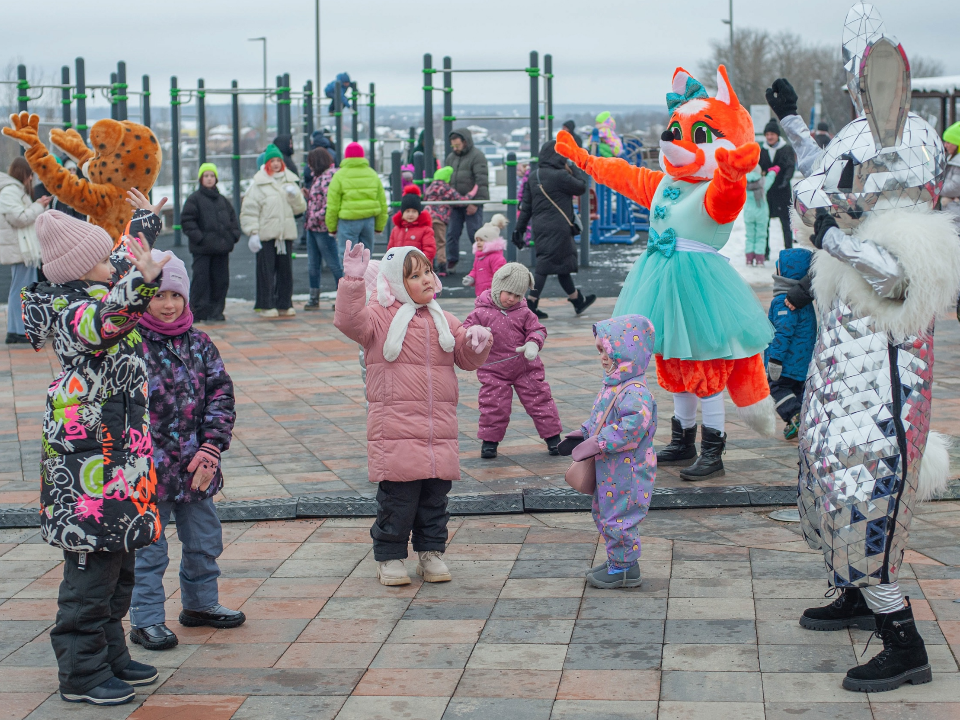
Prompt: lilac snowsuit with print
<box><xmin>583</xmin><ymin>315</ymin><xmax>657</xmax><ymax>570</ymax></box>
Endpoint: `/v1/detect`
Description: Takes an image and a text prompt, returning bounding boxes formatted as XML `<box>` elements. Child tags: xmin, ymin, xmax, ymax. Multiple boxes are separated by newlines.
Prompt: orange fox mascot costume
<box><xmin>3</xmin><ymin>112</ymin><xmax>161</xmax><ymax>245</ymax></box>
<box><xmin>557</xmin><ymin>65</ymin><xmax>775</xmax><ymax>480</ymax></box>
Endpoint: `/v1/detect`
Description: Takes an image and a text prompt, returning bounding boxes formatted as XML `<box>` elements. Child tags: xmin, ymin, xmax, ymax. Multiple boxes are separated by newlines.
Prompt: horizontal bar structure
<box><xmin>445</xmin><ymin>116</ymin><xmax>533</xmax><ymax>122</ymax></box>
<box><xmin>447</xmin><ymin>68</ymin><xmax>529</xmax><ymax>73</ymax></box>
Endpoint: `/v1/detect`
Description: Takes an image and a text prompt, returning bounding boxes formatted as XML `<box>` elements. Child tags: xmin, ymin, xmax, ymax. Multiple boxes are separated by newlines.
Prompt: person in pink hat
<box><xmin>20</xmin><ymin>208</ymin><xmax>169</xmax><ymax>706</ymax></box>
<box><xmin>325</xmin><ymin>142</ymin><xmax>388</xmax><ymax>255</ymax></box>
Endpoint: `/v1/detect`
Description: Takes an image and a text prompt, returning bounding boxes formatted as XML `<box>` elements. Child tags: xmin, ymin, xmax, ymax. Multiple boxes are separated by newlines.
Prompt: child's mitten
<box><xmin>465</xmin><ymin>325</ymin><xmax>492</xmax><ymax>353</ymax></box>
<box><xmin>462</xmin><ymin>275</ymin><xmax>475</xmax><ymax>287</ymax></box>
<box><xmin>516</xmin><ymin>341</ymin><xmax>539</xmax><ymax>360</ymax></box>
<box><xmin>248</xmin><ymin>234</ymin><xmax>262</xmax><ymax>253</ymax></box>
<box><xmin>571</xmin><ymin>436</ymin><xmax>601</xmax><ymax>461</ymax></box>
<box><xmin>768</xmin><ymin>360</ymin><xmax>783</xmax><ymax>381</ymax></box>
<box><xmin>187</xmin><ymin>443</ymin><xmax>221</xmax><ymax>492</ymax></box>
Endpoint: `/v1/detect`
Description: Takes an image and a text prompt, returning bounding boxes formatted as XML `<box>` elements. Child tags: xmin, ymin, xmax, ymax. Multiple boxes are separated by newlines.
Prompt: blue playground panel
<box><xmin>589</xmin><ymin>135</ymin><xmax>650</xmax><ymax>244</ymax></box>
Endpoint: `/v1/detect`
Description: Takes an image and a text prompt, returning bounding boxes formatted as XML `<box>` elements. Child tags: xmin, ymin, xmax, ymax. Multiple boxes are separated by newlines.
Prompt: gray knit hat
<box><xmin>490</xmin><ymin>262</ymin><xmax>534</xmax><ymax>309</ymax></box>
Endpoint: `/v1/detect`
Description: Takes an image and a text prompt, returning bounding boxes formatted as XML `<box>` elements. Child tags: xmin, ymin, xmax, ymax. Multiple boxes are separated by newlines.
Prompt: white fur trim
<box><xmin>811</xmin><ymin>208</ymin><xmax>960</xmax><ymax>340</ymax></box>
<box><xmin>674</xmin><ymin>99</ymin><xmax>709</xmax><ymax>117</ymax></box>
<box><xmin>737</xmin><ymin>394</ymin><xmax>777</xmax><ymax>438</ymax></box>
<box><xmin>917</xmin><ymin>431</ymin><xmax>951</xmax><ymax>502</ymax></box>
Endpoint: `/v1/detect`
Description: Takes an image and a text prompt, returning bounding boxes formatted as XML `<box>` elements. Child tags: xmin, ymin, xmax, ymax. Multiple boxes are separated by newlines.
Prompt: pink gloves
<box><xmin>343</xmin><ymin>240</ymin><xmax>370</xmax><ymax>279</ymax></box>
<box><xmin>571</xmin><ymin>436</ymin><xmax>601</xmax><ymax>462</ymax></box>
<box><xmin>187</xmin><ymin>443</ymin><xmax>221</xmax><ymax>492</ymax></box>
<box><xmin>768</xmin><ymin>165</ymin><xmax>781</xmax><ymax>174</ymax></box>
<box><xmin>465</xmin><ymin>325</ymin><xmax>492</xmax><ymax>353</ymax></box>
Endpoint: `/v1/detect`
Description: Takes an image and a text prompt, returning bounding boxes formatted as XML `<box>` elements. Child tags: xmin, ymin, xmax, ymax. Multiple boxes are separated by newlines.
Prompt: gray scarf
<box><xmin>772</xmin><ymin>274</ymin><xmax>799</xmax><ymax>296</ymax></box>
<box><xmin>746</xmin><ymin>177</ymin><xmax>765</xmax><ymax>205</ymax></box>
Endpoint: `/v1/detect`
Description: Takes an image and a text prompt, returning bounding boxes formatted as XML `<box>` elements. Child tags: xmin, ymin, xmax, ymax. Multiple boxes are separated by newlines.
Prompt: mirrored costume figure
<box><xmin>767</xmin><ymin>3</ymin><xmax>960</xmax><ymax>693</ymax></box>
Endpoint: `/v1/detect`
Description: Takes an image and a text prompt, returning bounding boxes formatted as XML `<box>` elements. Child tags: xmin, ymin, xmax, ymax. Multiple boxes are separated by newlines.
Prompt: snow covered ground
<box><xmin>721</xmin><ymin>210</ymin><xmax>806</xmax><ymax>287</ymax></box>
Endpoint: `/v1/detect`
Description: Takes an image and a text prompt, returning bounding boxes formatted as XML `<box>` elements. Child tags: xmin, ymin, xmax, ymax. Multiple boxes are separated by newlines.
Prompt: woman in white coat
<box><xmin>0</xmin><ymin>157</ymin><xmax>49</xmax><ymax>343</ymax></box>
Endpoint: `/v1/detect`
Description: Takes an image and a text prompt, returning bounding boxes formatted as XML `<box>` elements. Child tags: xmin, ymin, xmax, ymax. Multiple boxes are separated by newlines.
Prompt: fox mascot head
<box><xmin>659</xmin><ymin>65</ymin><xmax>755</xmax><ymax>182</ymax></box>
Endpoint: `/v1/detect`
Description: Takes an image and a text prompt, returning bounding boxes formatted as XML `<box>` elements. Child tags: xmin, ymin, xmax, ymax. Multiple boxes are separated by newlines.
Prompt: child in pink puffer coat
<box><xmin>335</xmin><ymin>242</ymin><xmax>492</xmax><ymax>587</ymax></box>
<box><xmin>463</xmin><ymin>214</ymin><xmax>507</xmax><ymax>297</ymax></box>
<box><xmin>463</xmin><ymin>263</ymin><xmax>563</xmax><ymax>460</ymax></box>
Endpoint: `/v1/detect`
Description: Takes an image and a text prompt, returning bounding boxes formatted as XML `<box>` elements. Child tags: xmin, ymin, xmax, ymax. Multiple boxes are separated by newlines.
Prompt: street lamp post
<box><xmin>248</xmin><ymin>37</ymin><xmax>267</xmax><ymax>142</ymax></box>
<box><xmin>721</xmin><ymin>0</ymin><xmax>734</xmax><ymax>74</ymax></box>
<box><xmin>315</xmin><ymin>1</ymin><xmax>321</xmax><ymax>124</ymax></box>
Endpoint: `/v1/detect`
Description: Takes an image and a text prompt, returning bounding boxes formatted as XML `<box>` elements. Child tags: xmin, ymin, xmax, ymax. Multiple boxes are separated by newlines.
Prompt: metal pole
<box><xmin>334</xmin><ymin>83</ymin><xmax>343</xmax><ymax>164</ymax></box>
<box><xmin>276</xmin><ymin>75</ymin><xmax>283</xmax><ymax>143</ymax></box>
<box><xmin>170</xmin><ymin>76</ymin><xmax>182</xmax><ymax>247</ymax></box>
<box><xmin>315</xmin><ymin>0</ymin><xmax>321</xmax><ymax>123</ymax></box>
<box><xmin>390</xmin><ymin>151</ymin><xmax>402</xmax><ymax>207</ymax></box>
<box><xmin>722</xmin><ymin>0</ymin><xmax>734</xmax><ymax>78</ymax></box>
<box><xmin>231</xmin><ymin>81</ymin><xmax>242</xmax><ymax>218</ymax></box>
<box><xmin>351</xmin><ymin>83</ymin><xmax>359</xmax><ymax>142</ymax></box>
<box><xmin>282</xmin><ymin>72</ymin><xmax>291</xmax><ymax>138</ymax></box>
<box><xmin>61</xmin><ymin>66</ymin><xmax>72</xmax><ymax>129</ymax></box>
<box><xmin>110</xmin><ymin>72</ymin><xmax>118</xmax><ymax>120</ymax></box>
<box><xmin>408</xmin><ymin>126</ymin><xmax>416</xmax><ymax>164</ymax></box>
<box><xmin>75</xmin><ymin>58</ymin><xmax>88</xmax><ymax>144</ymax></box>
<box><xmin>16</xmin><ymin>65</ymin><xmax>27</xmax><ymax>156</ymax></box>
<box><xmin>443</xmin><ymin>56</ymin><xmax>453</xmax><ymax>163</ymax></box>
<box><xmin>197</xmin><ymin>78</ymin><xmax>206</xmax><ymax>164</ymax></box>
<box><xmin>117</xmin><ymin>61</ymin><xmax>127</xmax><ymax>121</ymax></box>
<box><xmin>544</xmin><ymin>54</ymin><xmax>553</xmax><ymax>140</ymax></box>
<box><xmin>368</xmin><ymin>82</ymin><xmax>376</xmax><ymax>170</ymax></box>
<box><xmin>141</xmin><ymin>75</ymin><xmax>151</xmax><ymax>128</ymax></box>
<box><xmin>505</xmin><ymin>152</ymin><xmax>518</xmax><ymax>262</ymax></box>
<box><xmin>304</xmin><ymin>80</ymin><xmax>314</xmax><ymax>165</ymax></box>
<box><xmin>423</xmin><ymin>54</ymin><xmax>435</xmax><ymax>180</ymax></box>
<box><xmin>413</xmin><ymin>150</ymin><xmax>424</xmax><ymax>190</ymax></box>
<box><xmin>230</xmin><ymin>80</ymin><xmax>242</xmax><ymax>218</ymax></box>
<box><xmin>529</xmin><ymin>51</ymin><xmax>540</xmax><ymax>168</ymax></box>
<box><xmin>580</xmin><ymin>179</ymin><xmax>591</xmax><ymax>268</ymax></box>
<box><xmin>249</xmin><ymin>37</ymin><xmax>267</xmax><ymax>143</ymax></box>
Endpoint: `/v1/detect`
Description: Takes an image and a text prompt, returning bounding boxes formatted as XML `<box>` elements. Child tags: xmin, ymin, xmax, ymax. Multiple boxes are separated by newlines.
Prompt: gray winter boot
<box><xmin>304</xmin><ymin>289</ymin><xmax>321</xmax><ymax>311</ymax></box>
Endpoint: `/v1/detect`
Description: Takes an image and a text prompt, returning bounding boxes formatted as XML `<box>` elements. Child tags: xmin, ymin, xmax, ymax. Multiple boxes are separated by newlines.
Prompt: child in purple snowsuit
<box><xmin>462</xmin><ymin>263</ymin><xmax>563</xmax><ymax>459</ymax></box>
<box><xmin>560</xmin><ymin>315</ymin><xmax>657</xmax><ymax>589</ymax></box>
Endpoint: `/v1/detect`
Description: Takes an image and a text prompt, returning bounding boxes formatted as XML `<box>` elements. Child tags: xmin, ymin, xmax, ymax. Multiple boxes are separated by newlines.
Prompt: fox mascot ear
<box><xmin>672</xmin><ymin>67</ymin><xmax>693</xmax><ymax>95</ymax></box>
<box><xmin>714</xmin><ymin>65</ymin><xmax>738</xmax><ymax>106</ymax></box>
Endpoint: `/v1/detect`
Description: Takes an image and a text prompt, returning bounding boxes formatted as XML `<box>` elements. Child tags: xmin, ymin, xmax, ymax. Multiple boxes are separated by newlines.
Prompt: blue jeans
<box><xmin>7</xmin><ymin>263</ymin><xmax>36</xmax><ymax>335</ymax></box>
<box><xmin>446</xmin><ymin>206</ymin><xmax>483</xmax><ymax>269</ymax></box>
<box><xmin>336</xmin><ymin>216</ymin><xmax>376</xmax><ymax>254</ymax></box>
<box><xmin>306</xmin><ymin>230</ymin><xmax>343</xmax><ymax>291</ymax></box>
<box><xmin>129</xmin><ymin>498</ymin><xmax>223</xmax><ymax>628</ymax></box>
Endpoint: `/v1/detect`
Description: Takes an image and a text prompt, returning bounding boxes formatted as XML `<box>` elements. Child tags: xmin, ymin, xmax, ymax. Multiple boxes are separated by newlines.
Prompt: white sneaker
<box><xmin>377</xmin><ymin>559</ymin><xmax>411</xmax><ymax>586</ymax></box>
<box><xmin>416</xmin><ymin>551</ymin><xmax>452</xmax><ymax>583</ymax></box>
<box><xmin>279</xmin><ymin>308</ymin><xmax>296</xmax><ymax>317</ymax></box>
<box><xmin>259</xmin><ymin>309</ymin><xmax>279</xmax><ymax>318</ymax></box>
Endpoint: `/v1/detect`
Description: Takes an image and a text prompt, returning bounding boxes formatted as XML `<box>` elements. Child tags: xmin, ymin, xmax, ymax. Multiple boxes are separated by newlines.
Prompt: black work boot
<box><xmin>481</xmin><ymin>441</ymin><xmax>499</xmax><ymax>459</ymax></box>
<box><xmin>568</xmin><ymin>289</ymin><xmax>597</xmax><ymax>316</ymax></box>
<box><xmin>304</xmin><ymin>289</ymin><xmax>321</xmax><ymax>311</ymax></box>
<box><xmin>656</xmin><ymin>417</ymin><xmax>698</xmax><ymax>466</ymax></box>
<box><xmin>799</xmin><ymin>587</ymin><xmax>876</xmax><ymax>631</ymax></box>
<box><xmin>526</xmin><ymin>295</ymin><xmax>548</xmax><ymax>320</ymax></box>
<box><xmin>843</xmin><ymin>600</ymin><xmax>931</xmax><ymax>692</ymax></box>
<box><xmin>545</xmin><ymin>434</ymin><xmax>561</xmax><ymax>455</ymax></box>
<box><xmin>679</xmin><ymin>425</ymin><xmax>725</xmax><ymax>480</ymax></box>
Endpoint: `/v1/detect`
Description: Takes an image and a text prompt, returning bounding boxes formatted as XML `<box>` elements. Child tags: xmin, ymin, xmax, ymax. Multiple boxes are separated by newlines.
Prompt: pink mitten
<box><xmin>342</xmin><ymin>240</ymin><xmax>370</xmax><ymax>279</ymax></box>
<box><xmin>768</xmin><ymin>165</ymin><xmax>781</xmax><ymax>174</ymax></box>
<box><xmin>464</xmin><ymin>325</ymin><xmax>492</xmax><ymax>353</ymax></box>
<box><xmin>187</xmin><ymin>443</ymin><xmax>221</xmax><ymax>492</ymax></box>
<box><xmin>571</xmin><ymin>436</ymin><xmax>601</xmax><ymax>461</ymax></box>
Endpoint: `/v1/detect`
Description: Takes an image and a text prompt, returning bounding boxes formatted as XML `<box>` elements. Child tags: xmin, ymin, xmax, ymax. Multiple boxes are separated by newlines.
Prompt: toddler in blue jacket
<box><xmin>765</xmin><ymin>248</ymin><xmax>817</xmax><ymax>439</ymax></box>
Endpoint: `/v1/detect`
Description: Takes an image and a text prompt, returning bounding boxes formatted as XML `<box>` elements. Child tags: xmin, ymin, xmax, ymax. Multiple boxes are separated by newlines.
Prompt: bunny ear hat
<box><xmin>377</xmin><ymin>246</ymin><xmax>455</xmax><ymax>362</ymax></box>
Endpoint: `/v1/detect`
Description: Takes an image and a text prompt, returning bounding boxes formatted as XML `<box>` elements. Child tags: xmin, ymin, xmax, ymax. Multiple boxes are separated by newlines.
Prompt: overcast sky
<box><xmin>5</xmin><ymin>1</ymin><xmax>958</xmax><ymax>111</ymax></box>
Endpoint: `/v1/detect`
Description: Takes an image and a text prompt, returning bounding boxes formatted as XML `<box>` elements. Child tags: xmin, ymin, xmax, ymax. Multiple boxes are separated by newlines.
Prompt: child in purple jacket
<box><xmin>128</xmin><ymin>251</ymin><xmax>243</xmax><ymax>651</ymax></box>
<box><xmin>463</xmin><ymin>263</ymin><xmax>563</xmax><ymax>459</ymax></box>
<box><xmin>559</xmin><ymin>315</ymin><xmax>657</xmax><ymax>589</ymax></box>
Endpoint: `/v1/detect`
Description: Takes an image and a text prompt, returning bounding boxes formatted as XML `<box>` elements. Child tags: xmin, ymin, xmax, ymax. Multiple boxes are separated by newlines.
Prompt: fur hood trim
<box><xmin>473</xmin><ymin>237</ymin><xmax>506</xmax><ymax>255</ymax></box>
<box><xmin>811</xmin><ymin>208</ymin><xmax>960</xmax><ymax>340</ymax></box>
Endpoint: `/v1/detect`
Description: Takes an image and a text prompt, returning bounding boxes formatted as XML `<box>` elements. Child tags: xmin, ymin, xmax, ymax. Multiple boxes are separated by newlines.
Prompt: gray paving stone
<box><xmin>231</xmin><ymin>695</ymin><xmax>346</xmax><ymax>720</ymax></box>
<box><xmin>660</xmin><ymin>670</ymin><xmax>763</xmax><ymax>702</ymax></box>
<box><xmin>508</xmin><ymin>559</ymin><xmax>594</xmax><ymax>579</ymax></box>
<box><xmin>759</xmin><ymin>644</ymin><xmax>859</xmax><ymax>673</ymax></box>
<box><xmin>563</xmin><ymin>643</ymin><xmax>661</xmax><ymax>670</ymax></box>
<box><xmin>0</xmin><ymin>640</ymin><xmax>55</xmax><ymax>666</ymax></box>
<box><xmin>664</xmin><ymin>619</ymin><xmax>757</xmax><ymax>644</ymax></box>
<box><xmin>479</xmin><ymin>619</ymin><xmax>574</xmax><ymax>644</ymax></box>
<box><xmin>756</xmin><ymin>620</ymin><xmax>855</xmax><ymax>645</ymax></box>
<box><xmin>452</xmin><ymin>527</ymin><xmax>530</xmax><ymax>544</ymax></box>
<box><xmin>0</xmin><ymin>620</ymin><xmax>52</xmax><ymax>646</ymax></box>
<box><xmin>550</xmin><ymin>700</ymin><xmax>658</xmax><ymax>719</ymax></box>
<box><xmin>24</xmin><ymin>696</ymin><xmax>145</xmax><ymax>720</ymax></box>
<box><xmin>370</xmin><ymin>643</ymin><xmax>474</xmax><ymax>669</ymax></box>
<box><xmin>764</xmin><ymin>703</ymin><xmax>872</xmax><ymax>720</ymax></box>
<box><xmin>577</xmin><ymin>596</ymin><xmax>667</xmax><ymax>620</ymax></box>
<box><xmin>517</xmin><ymin>543</ymin><xmax>597</xmax><ymax>560</ymax></box>
<box><xmin>443</xmin><ymin>698</ymin><xmax>553</xmax><ymax>720</ymax></box>
<box><xmin>402</xmin><ymin>599</ymin><xmax>496</xmax><ymax>620</ymax></box>
<box><xmin>570</xmin><ymin>619</ymin><xmax>665</xmax><ymax>644</ymax></box>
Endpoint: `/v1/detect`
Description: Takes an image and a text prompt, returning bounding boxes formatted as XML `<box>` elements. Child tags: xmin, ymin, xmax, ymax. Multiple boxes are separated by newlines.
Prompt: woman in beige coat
<box><xmin>240</xmin><ymin>145</ymin><xmax>306</xmax><ymax>317</ymax></box>
<box><xmin>1</xmin><ymin>157</ymin><xmax>50</xmax><ymax>343</ymax></box>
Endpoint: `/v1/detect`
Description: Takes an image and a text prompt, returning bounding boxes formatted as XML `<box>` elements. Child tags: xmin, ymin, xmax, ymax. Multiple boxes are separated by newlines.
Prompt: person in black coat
<box><xmin>512</xmin><ymin>140</ymin><xmax>595</xmax><ymax>319</ymax></box>
<box><xmin>271</xmin><ymin>134</ymin><xmax>300</xmax><ymax>178</ymax></box>
<box><xmin>562</xmin><ymin>120</ymin><xmax>583</xmax><ymax>148</ymax></box>
<box><xmin>758</xmin><ymin>120</ymin><xmax>796</xmax><ymax>255</ymax></box>
<box><xmin>180</xmin><ymin>163</ymin><xmax>241</xmax><ymax>322</ymax></box>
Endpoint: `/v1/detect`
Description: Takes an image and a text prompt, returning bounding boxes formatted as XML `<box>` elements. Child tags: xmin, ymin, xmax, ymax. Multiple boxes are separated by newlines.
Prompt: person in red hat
<box><xmin>387</xmin><ymin>185</ymin><xmax>436</xmax><ymax>262</ymax></box>
<box><xmin>325</xmin><ymin>142</ymin><xmax>388</xmax><ymax>254</ymax></box>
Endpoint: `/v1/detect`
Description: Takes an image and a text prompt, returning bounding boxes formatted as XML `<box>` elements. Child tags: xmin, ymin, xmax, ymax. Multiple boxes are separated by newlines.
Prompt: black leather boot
<box><xmin>843</xmin><ymin>600</ymin><xmax>931</xmax><ymax>692</ymax></box>
<box><xmin>568</xmin><ymin>289</ymin><xmax>596</xmax><ymax>316</ymax></box>
<box><xmin>656</xmin><ymin>417</ymin><xmax>698</xmax><ymax>466</ymax></box>
<box><xmin>481</xmin><ymin>441</ymin><xmax>499</xmax><ymax>459</ymax></box>
<box><xmin>679</xmin><ymin>425</ymin><xmax>725</xmax><ymax>480</ymax></box>
<box><xmin>545</xmin><ymin>435</ymin><xmax>561</xmax><ymax>455</ymax></box>
<box><xmin>527</xmin><ymin>295</ymin><xmax>548</xmax><ymax>320</ymax></box>
<box><xmin>799</xmin><ymin>587</ymin><xmax>876</xmax><ymax>631</ymax></box>
<box><xmin>303</xmin><ymin>289</ymin><xmax>320</xmax><ymax>311</ymax></box>
<box><xmin>130</xmin><ymin>623</ymin><xmax>179</xmax><ymax>650</ymax></box>
<box><xmin>179</xmin><ymin>604</ymin><xmax>246</xmax><ymax>629</ymax></box>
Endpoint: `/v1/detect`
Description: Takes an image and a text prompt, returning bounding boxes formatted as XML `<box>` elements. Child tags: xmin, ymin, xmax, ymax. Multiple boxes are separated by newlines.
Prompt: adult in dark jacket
<box><xmin>513</xmin><ymin>140</ymin><xmax>595</xmax><ymax>318</ymax></box>
<box><xmin>443</xmin><ymin>128</ymin><xmax>489</xmax><ymax>274</ymax></box>
<box><xmin>271</xmin><ymin>134</ymin><xmax>300</xmax><ymax>178</ymax></box>
<box><xmin>758</xmin><ymin>120</ymin><xmax>796</xmax><ymax>255</ymax></box>
<box><xmin>180</xmin><ymin>163</ymin><xmax>241</xmax><ymax>322</ymax></box>
<box><xmin>562</xmin><ymin>120</ymin><xmax>583</xmax><ymax>148</ymax></box>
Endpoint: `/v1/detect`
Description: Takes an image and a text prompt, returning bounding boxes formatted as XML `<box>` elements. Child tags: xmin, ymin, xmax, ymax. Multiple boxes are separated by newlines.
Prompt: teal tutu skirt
<box><xmin>613</xmin><ymin>251</ymin><xmax>774</xmax><ymax>361</ymax></box>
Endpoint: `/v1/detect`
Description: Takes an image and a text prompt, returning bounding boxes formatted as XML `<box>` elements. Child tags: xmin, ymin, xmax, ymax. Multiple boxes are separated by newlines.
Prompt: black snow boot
<box><xmin>656</xmin><ymin>417</ymin><xmax>698</xmax><ymax>467</ymax></box>
<box><xmin>843</xmin><ymin>600</ymin><xmax>931</xmax><ymax>693</ymax></box>
<box><xmin>545</xmin><ymin>435</ymin><xmax>561</xmax><ymax>456</ymax></box>
<box><xmin>481</xmin><ymin>441</ymin><xmax>499</xmax><ymax>459</ymax></box>
<box><xmin>799</xmin><ymin>587</ymin><xmax>876</xmax><ymax>631</ymax></box>
<box><xmin>526</xmin><ymin>295</ymin><xmax>548</xmax><ymax>320</ymax></box>
<box><xmin>303</xmin><ymin>289</ymin><xmax>321</xmax><ymax>311</ymax></box>
<box><xmin>568</xmin><ymin>289</ymin><xmax>596</xmax><ymax>316</ymax></box>
<box><xmin>679</xmin><ymin>425</ymin><xmax>725</xmax><ymax>480</ymax></box>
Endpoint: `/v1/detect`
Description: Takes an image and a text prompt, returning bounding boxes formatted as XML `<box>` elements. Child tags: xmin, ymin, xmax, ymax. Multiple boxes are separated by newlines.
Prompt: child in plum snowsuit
<box><xmin>463</xmin><ymin>214</ymin><xmax>508</xmax><ymax>297</ymax></box>
<box><xmin>559</xmin><ymin>315</ymin><xmax>657</xmax><ymax>589</ymax></box>
<box><xmin>765</xmin><ymin>247</ymin><xmax>816</xmax><ymax>440</ymax></box>
<box><xmin>744</xmin><ymin>164</ymin><xmax>779</xmax><ymax>265</ymax></box>
<box><xmin>463</xmin><ymin>263</ymin><xmax>562</xmax><ymax>459</ymax></box>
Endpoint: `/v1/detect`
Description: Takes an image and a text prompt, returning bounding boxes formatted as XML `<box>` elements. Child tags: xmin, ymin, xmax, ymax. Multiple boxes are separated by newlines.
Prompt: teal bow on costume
<box><xmin>666</xmin><ymin>77</ymin><xmax>708</xmax><ymax>113</ymax></box>
<box><xmin>662</xmin><ymin>186</ymin><xmax>681</xmax><ymax>201</ymax></box>
<box><xmin>647</xmin><ymin>227</ymin><xmax>677</xmax><ymax>258</ymax></box>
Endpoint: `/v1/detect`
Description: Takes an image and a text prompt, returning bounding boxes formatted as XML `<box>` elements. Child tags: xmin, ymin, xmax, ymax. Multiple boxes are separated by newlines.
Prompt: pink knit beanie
<box><xmin>35</xmin><ymin>210</ymin><xmax>114</xmax><ymax>284</ymax></box>
<box><xmin>151</xmin><ymin>249</ymin><xmax>190</xmax><ymax>298</ymax></box>
<box><xmin>344</xmin><ymin>142</ymin><xmax>365</xmax><ymax>159</ymax></box>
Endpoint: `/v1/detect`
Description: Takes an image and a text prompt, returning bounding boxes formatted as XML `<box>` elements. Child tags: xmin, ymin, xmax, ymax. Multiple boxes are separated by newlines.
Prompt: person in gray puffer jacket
<box><xmin>443</xmin><ymin>128</ymin><xmax>489</xmax><ymax>275</ymax></box>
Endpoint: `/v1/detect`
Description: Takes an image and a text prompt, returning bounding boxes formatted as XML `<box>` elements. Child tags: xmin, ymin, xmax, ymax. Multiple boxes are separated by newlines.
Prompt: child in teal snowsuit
<box><xmin>560</xmin><ymin>315</ymin><xmax>657</xmax><ymax>589</ymax></box>
<box><xmin>744</xmin><ymin>165</ymin><xmax>778</xmax><ymax>265</ymax></box>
